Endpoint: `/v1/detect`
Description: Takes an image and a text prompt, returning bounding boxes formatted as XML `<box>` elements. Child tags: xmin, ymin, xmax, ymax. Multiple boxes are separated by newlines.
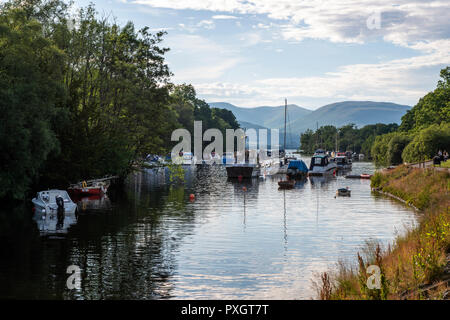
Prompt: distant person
<box><xmin>438</xmin><ymin>150</ymin><xmax>444</xmax><ymax>161</ymax></box>
<box><xmin>444</xmin><ymin>150</ymin><xmax>449</xmax><ymax>161</ymax></box>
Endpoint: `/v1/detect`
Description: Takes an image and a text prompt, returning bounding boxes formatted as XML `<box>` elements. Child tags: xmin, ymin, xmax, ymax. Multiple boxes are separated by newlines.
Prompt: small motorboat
<box><xmin>278</xmin><ymin>179</ymin><xmax>295</xmax><ymax>189</ymax></box>
<box><xmin>345</xmin><ymin>174</ymin><xmax>373</xmax><ymax>179</ymax></box>
<box><xmin>32</xmin><ymin>190</ymin><xmax>77</xmax><ymax>215</ymax></box>
<box><xmin>336</xmin><ymin>187</ymin><xmax>351</xmax><ymax>197</ymax></box>
<box><xmin>335</xmin><ymin>156</ymin><xmax>352</xmax><ymax>170</ymax></box>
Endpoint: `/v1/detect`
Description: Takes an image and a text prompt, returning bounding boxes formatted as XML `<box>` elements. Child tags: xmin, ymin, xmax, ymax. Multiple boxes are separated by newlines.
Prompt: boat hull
<box><xmin>226</xmin><ymin>166</ymin><xmax>258</xmax><ymax>178</ymax></box>
<box><xmin>278</xmin><ymin>180</ymin><xmax>295</xmax><ymax>189</ymax></box>
<box><xmin>32</xmin><ymin>199</ymin><xmax>77</xmax><ymax>215</ymax></box>
<box><xmin>287</xmin><ymin>170</ymin><xmax>308</xmax><ymax>180</ymax></box>
<box><xmin>308</xmin><ymin>167</ymin><xmax>336</xmax><ymax>176</ymax></box>
<box><xmin>68</xmin><ymin>187</ymin><xmax>104</xmax><ymax>196</ymax></box>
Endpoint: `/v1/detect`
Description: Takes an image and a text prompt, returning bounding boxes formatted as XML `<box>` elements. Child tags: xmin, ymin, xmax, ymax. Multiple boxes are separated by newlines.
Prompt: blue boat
<box><xmin>287</xmin><ymin>160</ymin><xmax>308</xmax><ymax>180</ymax></box>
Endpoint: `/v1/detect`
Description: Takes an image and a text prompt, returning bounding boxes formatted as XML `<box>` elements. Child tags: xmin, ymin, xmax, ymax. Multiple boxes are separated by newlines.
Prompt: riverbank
<box><xmin>317</xmin><ymin>165</ymin><xmax>449</xmax><ymax>299</ymax></box>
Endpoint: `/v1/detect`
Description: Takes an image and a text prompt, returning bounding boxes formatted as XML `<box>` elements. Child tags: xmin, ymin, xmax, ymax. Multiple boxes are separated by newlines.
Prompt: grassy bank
<box><xmin>317</xmin><ymin>165</ymin><xmax>450</xmax><ymax>300</ymax></box>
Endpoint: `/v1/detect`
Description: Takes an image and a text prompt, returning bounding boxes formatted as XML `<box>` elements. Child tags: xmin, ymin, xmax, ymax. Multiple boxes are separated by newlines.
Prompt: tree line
<box><xmin>0</xmin><ymin>0</ymin><xmax>239</xmax><ymax>201</ymax></box>
<box><xmin>300</xmin><ymin>123</ymin><xmax>399</xmax><ymax>157</ymax></box>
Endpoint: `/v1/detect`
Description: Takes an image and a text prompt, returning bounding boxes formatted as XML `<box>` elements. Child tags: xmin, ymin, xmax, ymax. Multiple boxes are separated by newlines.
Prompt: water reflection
<box><xmin>0</xmin><ymin>160</ymin><xmax>418</xmax><ymax>299</ymax></box>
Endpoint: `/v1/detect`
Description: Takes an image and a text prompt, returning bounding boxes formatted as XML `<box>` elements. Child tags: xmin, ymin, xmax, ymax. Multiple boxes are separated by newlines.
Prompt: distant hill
<box><xmin>292</xmin><ymin>101</ymin><xmax>411</xmax><ymax>133</ymax></box>
<box><xmin>209</xmin><ymin>102</ymin><xmax>312</xmax><ymax>129</ymax></box>
<box><xmin>209</xmin><ymin>101</ymin><xmax>411</xmax><ymax>148</ymax></box>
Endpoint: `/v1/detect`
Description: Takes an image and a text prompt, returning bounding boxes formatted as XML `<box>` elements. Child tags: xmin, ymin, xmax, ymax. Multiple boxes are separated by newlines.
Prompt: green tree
<box><xmin>402</xmin><ymin>123</ymin><xmax>450</xmax><ymax>163</ymax></box>
<box><xmin>0</xmin><ymin>3</ymin><xmax>66</xmax><ymax>199</ymax></box>
<box><xmin>400</xmin><ymin>67</ymin><xmax>450</xmax><ymax>131</ymax></box>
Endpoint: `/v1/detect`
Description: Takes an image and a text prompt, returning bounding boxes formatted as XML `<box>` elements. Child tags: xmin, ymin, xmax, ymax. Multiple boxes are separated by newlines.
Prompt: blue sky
<box><xmin>73</xmin><ymin>0</ymin><xmax>450</xmax><ymax>109</ymax></box>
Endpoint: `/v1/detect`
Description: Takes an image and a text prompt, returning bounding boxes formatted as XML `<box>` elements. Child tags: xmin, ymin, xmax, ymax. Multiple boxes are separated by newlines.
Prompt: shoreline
<box><xmin>318</xmin><ymin>165</ymin><xmax>449</xmax><ymax>300</ymax></box>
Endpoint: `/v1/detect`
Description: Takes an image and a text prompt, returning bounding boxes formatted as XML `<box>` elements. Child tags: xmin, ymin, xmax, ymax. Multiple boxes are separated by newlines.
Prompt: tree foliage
<box><xmin>371</xmin><ymin>67</ymin><xmax>450</xmax><ymax>165</ymax></box>
<box><xmin>0</xmin><ymin>2</ymin><xmax>66</xmax><ymax>199</ymax></box>
<box><xmin>300</xmin><ymin>123</ymin><xmax>398</xmax><ymax>157</ymax></box>
<box><xmin>400</xmin><ymin>67</ymin><xmax>450</xmax><ymax>132</ymax></box>
<box><xmin>401</xmin><ymin>123</ymin><xmax>450</xmax><ymax>163</ymax></box>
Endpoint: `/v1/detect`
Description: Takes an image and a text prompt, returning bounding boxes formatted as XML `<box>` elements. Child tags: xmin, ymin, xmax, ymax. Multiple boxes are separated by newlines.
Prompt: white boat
<box><xmin>32</xmin><ymin>190</ymin><xmax>77</xmax><ymax>215</ymax></box>
<box><xmin>308</xmin><ymin>155</ymin><xmax>337</xmax><ymax>176</ymax></box>
<box><xmin>335</xmin><ymin>156</ymin><xmax>352</xmax><ymax>170</ymax></box>
<box><xmin>314</xmin><ymin>149</ymin><xmax>327</xmax><ymax>156</ymax></box>
<box><xmin>182</xmin><ymin>152</ymin><xmax>196</xmax><ymax>165</ymax></box>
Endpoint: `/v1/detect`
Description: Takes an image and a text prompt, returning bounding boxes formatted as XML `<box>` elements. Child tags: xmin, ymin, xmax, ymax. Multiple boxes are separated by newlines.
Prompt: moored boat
<box><xmin>287</xmin><ymin>160</ymin><xmax>308</xmax><ymax>180</ymax></box>
<box><xmin>335</xmin><ymin>156</ymin><xmax>352</xmax><ymax>170</ymax></box>
<box><xmin>308</xmin><ymin>155</ymin><xmax>337</xmax><ymax>176</ymax></box>
<box><xmin>336</xmin><ymin>187</ymin><xmax>351</xmax><ymax>197</ymax></box>
<box><xmin>32</xmin><ymin>190</ymin><xmax>77</xmax><ymax>215</ymax></box>
<box><xmin>68</xmin><ymin>180</ymin><xmax>108</xmax><ymax>196</ymax></box>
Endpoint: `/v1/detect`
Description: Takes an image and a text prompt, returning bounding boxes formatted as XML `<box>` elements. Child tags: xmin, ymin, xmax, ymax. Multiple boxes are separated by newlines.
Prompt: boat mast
<box><xmin>335</xmin><ymin>131</ymin><xmax>338</xmax><ymax>153</ymax></box>
<box><xmin>284</xmin><ymin>98</ymin><xmax>287</xmax><ymax>154</ymax></box>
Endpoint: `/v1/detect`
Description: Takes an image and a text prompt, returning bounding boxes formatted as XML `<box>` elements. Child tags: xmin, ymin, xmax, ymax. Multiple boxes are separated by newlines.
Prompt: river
<box><xmin>0</xmin><ymin>158</ymin><xmax>417</xmax><ymax>299</ymax></box>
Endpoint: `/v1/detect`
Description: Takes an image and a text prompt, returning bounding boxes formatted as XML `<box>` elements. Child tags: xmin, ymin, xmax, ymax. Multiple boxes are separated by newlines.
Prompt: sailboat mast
<box><xmin>284</xmin><ymin>98</ymin><xmax>287</xmax><ymax>152</ymax></box>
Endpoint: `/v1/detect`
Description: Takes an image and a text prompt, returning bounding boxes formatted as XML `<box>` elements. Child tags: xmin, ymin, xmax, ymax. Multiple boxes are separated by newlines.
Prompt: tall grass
<box><xmin>317</xmin><ymin>166</ymin><xmax>450</xmax><ymax>299</ymax></box>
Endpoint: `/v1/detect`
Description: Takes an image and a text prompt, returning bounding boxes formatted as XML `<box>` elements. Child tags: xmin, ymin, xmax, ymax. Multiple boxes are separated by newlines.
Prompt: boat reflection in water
<box><xmin>32</xmin><ymin>206</ymin><xmax>78</xmax><ymax>237</ymax></box>
<box><xmin>73</xmin><ymin>194</ymin><xmax>112</xmax><ymax>213</ymax></box>
<box><xmin>309</xmin><ymin>175</ymin><xmax>335</xmax><ymax>187</ymax></box>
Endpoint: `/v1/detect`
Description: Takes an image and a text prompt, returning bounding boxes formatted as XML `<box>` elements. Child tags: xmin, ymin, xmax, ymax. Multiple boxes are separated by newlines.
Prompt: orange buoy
<box><xmin>189</xmin><ymin>194</ymin><xmax>195</xmax><ymax>201</ymax></box>
<box><xmin>242</xmin><ymin>187</ymin><xmax>247</xmax><ymax>192</ymax></box>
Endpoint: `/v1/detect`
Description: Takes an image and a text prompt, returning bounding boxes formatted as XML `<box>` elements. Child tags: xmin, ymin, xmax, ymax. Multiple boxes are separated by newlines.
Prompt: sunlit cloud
<box><xmin>193</xmin><ymin>39</ymin><xmax>450</xmax><ymax>107</ymax></box>
<box><xmin>212</xmin><ymin>15</ymin><xmax>239</xmax><ymax>20</ymax></box>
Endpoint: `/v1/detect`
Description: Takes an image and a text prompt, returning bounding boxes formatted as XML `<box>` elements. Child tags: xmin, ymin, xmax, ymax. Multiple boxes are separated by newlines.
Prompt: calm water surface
<box><xmin>0</xmin><ymin>159</ymin><xmax>417</xmax><ymax>299</ymax></box>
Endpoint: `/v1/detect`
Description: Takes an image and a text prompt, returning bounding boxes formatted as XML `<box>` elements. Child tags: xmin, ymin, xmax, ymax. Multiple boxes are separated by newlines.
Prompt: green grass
<box><xmin>317</xmin><ymin>165</ymin><xmax>450</xmax><ymax>300</ymax></box>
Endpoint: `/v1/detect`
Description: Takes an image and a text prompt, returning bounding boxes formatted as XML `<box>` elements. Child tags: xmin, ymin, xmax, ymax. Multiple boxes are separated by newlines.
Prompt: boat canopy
<box><xmin>288</xmin><ymin>160</ymin><xmax>308</xmax><ymax>172</ymax></box>
<box><xmin>310</xmin><ymin>155</ymin><xmax>330</xmax><ymax>169</ymax></box>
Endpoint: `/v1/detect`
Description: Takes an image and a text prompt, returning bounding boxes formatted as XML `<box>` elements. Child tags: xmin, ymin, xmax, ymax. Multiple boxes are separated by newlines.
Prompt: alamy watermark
<box><xmin>366</xmin><ymin>265</ymin><xmax>381</xmax><ymax>289</ymax></box>
<box><xmin>366</xmin><ymin>11</ymin><xmax>381</xmax><ymax>30</ymax></box>
<box><xmin>171</xmin><ymin>121</ymin><xmax>281</xmax><ymax>165</ymax></box>
<box><xmin>66</xmin><ymin>265</ymin><xmax>81</xmax><ymax>290</ymax></box>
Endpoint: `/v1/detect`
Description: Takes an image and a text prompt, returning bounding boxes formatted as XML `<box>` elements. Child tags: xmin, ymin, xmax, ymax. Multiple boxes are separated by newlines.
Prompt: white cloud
<box><xmin>192</xmin><ymin>39</ymin><xmax>450</xmax><ymax>108</ymax></box>
<box><xmin>197</xmin><ymin>19</ymin><xmax>215</xmax><ymax>29</ymax></box>
<box><xmin>165</xmin><ymin>34</ymin><xmax>241</xmax><ymax>81</ymax></box>
<box><xmin>212</xmin><ymin>15</ymin><xmax>239</xmax><ymax>20</ymax></box>
<box><xmin>131</xmin><ymin>0</ymin><xmax>450</xmax><ymax>107</ymax></box>
<box><xmin>134</xmin><ymin>0</ymin><xmax>450</xmax><ymax>47</ymax></box>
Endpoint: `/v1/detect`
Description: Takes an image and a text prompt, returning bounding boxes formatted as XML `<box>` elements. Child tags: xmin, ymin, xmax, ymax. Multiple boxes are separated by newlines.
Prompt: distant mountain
<box><xmin>291</xmin><ymin>101</ymin><xmax>411</xmax><ymax>134</ymax></box>
<box><xmin>209</xmin><ymin>101</ymin><xmax>411</xmax><ymax>148</ymax></box>
<box><xmin>209</xmin><ymin>102</ymin><xmax>312</xmax><ymax>129</ymax></box>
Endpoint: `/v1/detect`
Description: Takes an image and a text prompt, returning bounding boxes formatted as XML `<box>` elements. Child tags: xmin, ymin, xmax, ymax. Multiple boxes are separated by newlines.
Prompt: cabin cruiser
<box><xmin>32</xmin><ymin>190</ymin><xmax>77</xmax><ymax>215</ymax></box>
<box><xmin>314</xmin><ymin>149</ymin><xmax>327</xmax><ymax>156</ymax></box>
<box><xmin>308</xmin><ymin>155</ymin><xmax>337</xmax><ymax>176</ymax></box>
<box><xmin>335</xmin><ymin>156</ymin><xmax>352</xmax><ymax>170</ymax></box>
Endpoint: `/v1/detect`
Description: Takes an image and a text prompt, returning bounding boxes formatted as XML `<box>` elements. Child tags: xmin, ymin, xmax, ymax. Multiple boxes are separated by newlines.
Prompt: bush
<box><xmin>402</xmin><ymin>123</ymin><xmax>450</xmax><ymax>163</ymax></box>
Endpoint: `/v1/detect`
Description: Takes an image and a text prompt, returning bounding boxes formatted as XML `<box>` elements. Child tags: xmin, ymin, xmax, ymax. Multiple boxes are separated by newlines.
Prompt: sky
<box><xmin>73</xmin><ymin>0</ymin><xmax>450</xmax><ymax>109</ymax></box>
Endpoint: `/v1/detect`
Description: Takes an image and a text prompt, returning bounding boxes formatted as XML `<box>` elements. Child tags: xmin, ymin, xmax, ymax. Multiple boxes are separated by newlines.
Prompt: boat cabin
<box><xmin>310</xmin><ymin>155</ymin><xmax>330</xmax><ymax>170</ymax></box>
